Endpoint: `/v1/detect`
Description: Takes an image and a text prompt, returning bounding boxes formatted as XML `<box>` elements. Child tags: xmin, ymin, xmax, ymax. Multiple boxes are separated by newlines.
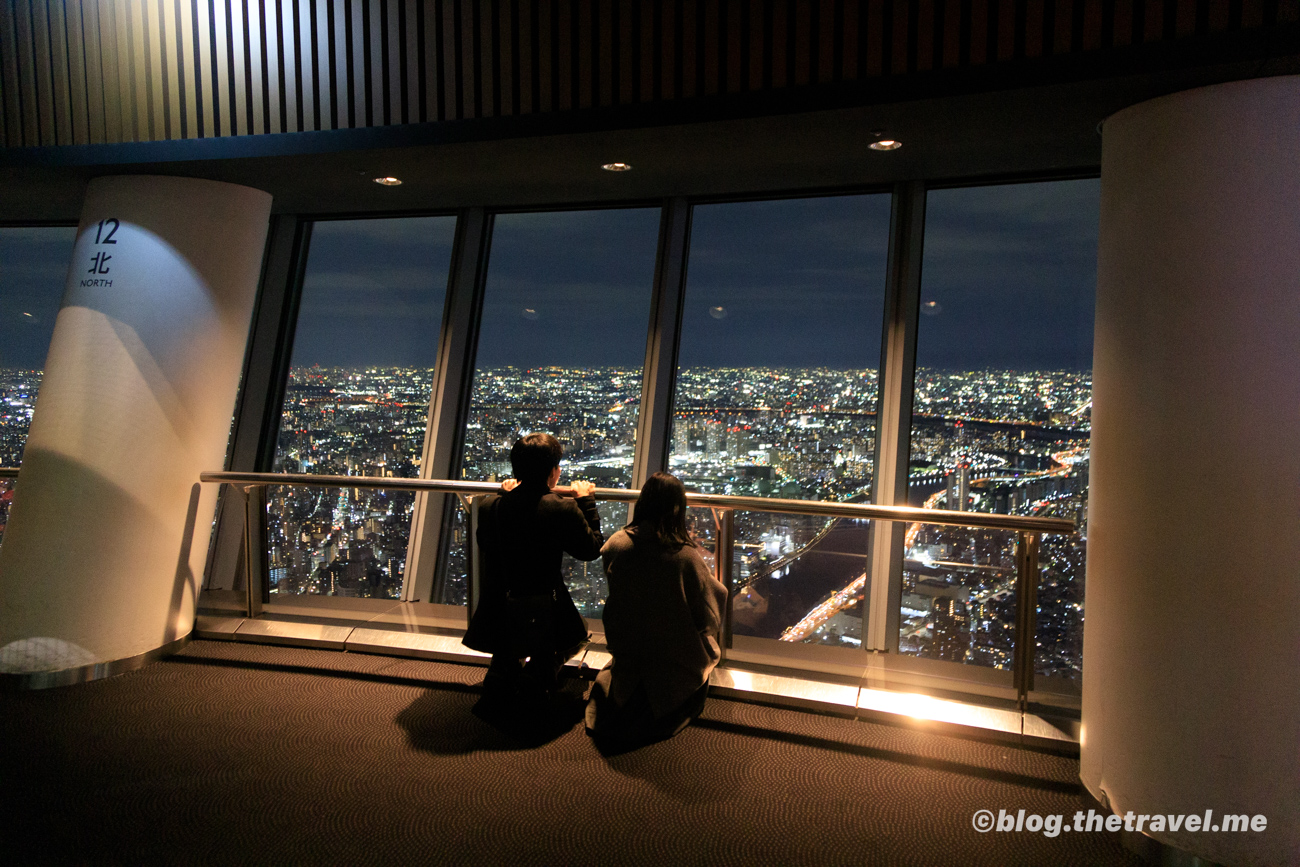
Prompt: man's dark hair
<box><xmin>510</xmin><ymin>432</ymin><xmax>563</xmax><ymax>485</ymax></box>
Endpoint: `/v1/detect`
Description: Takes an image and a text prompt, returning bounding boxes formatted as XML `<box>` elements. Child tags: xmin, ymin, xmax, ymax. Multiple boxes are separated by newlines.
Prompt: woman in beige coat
<box><xmin>585</xmin><ymin>472</ymin><xmax>728</xmax><ymax>748</ymax></box>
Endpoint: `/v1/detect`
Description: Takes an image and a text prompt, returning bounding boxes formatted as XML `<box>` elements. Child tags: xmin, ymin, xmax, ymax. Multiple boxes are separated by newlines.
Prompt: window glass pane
<box><xmin>901</xmin><ymin>179</ymin><xmax>1098</xmax><ymax>691</ymax></box>
<box><xmin>0</xmin><ymin>226</ymin><xmax>76</xmax><ymax>548</ymax></box>
<box><xmin>674</xmin><ymin>195</ymin><xmax>891</xmax><ymax>648</ymax></box>
<box><xmin>442</xmin><ymin>208</ymin><xmax>661</xmax><ymax>613</ymax></box>
<box><xmin>267</xmin><ymin>217</ymin><xmax>456</xmax><ymax>599</ymax></box>
<box><xmin>0</xmin><ymin>227</ymin><xmax>75</xmax><ymax>464</ymax></box>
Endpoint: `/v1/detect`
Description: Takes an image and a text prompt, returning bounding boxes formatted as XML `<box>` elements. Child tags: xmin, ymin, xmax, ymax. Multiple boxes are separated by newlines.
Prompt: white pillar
<box><xmin>1084</xmin><ymin>77</ymin><xmax>1300</xmax><ymax>865</ymax></box>
<box><xmin>0</xmin><ymin>176</ymin><xmax>270</xmax><ymax>682</ymax></box>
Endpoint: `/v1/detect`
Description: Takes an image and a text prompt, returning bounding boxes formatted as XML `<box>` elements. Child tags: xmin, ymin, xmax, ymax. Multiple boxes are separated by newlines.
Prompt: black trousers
<box><xmin>486</xmin><ymin>649</ymin><xmax>564</xmax><ymax>696</ymax></box>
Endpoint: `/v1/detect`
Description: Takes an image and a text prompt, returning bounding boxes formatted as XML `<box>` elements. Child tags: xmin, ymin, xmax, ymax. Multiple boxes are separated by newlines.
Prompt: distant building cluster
<box><xmin>0</xmin><ymin>369</ymin><xmax>40</xmax><ymax>467</ymax></box>
<box><xmin>0</xmin><ymin>369</ymin><xmax>41</xmax><ymax>541</ymax></box>
<box><xmin>0</xmin><ymin>362</ymin><xmax>1088</xmax><ymax>689</ymax></box>
<box><xmin>265</xmin><ymin>367</ymin><xmax>435</xmax><ymax>600</ymax></box>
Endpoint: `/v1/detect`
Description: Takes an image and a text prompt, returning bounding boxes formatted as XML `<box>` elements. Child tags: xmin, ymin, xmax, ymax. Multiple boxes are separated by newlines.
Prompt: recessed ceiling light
<box><xmin>601</xmin><ymin>162</ymin><xmax>632</xmax><ymax>172</ymax></box>
<box><xmin>869</xmin><ymin>140</ymin><xmax>902</xmax><ymax>151</ymax></box>
<box><xmin>373</xmin><ymin>176</ymin><xmax>402</xmax><ymax>185</ymax></box>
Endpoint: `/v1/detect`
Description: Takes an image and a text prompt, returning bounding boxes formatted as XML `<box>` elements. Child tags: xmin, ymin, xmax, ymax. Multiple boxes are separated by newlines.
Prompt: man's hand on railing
<box><xmin>497</xmin><ymin>477</ymin><xmax>595</xmax><ymax>498</ymax></box>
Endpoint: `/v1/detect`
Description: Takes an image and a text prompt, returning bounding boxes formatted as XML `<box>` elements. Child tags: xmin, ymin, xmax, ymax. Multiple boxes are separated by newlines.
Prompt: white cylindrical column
<box><xmin>0</xmin><ymin>176</ymin><xmax>270</xmax><ymax>681</ymax></box>
<box><xmin>1084</xmin><ymin>78</ymin><xmax>1299</xmax><ymax>865</ymax></box>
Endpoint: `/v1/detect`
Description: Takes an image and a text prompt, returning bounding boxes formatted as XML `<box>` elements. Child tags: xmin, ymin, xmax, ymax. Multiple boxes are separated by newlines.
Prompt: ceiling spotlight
<box><xmin>869</xmin><ymin>139</ymin><xmax>902</xmax><ymax>151</ymax></box>
<box><xmin>601</xmin><ymin>162</ymin><xmax>632</xmax><ymax>172</ymax></box>
<box><xmin>373</xmin><ymin>176</ymin><xmax>402</xmax><ymax>185</ymax></box>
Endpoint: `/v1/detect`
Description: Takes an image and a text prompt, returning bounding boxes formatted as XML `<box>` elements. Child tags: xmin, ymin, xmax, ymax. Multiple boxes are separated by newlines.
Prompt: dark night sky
<box><xmin>0</xmin><ymin>180</ymin><xmax>1100</xmax><ymax>374</ymax></box>
<box><xmin>291</xmin><ymin>216</ymin><xmax>456</xmax><ymax>369</ymax></box>
<box><xmin>918</xmin><ymin>179</ymin><xmax>1100</xmax><ymax>371</ymax></box>
<box><xmin>0</xmin><ymin>226</ymin><xmax>76</xmax><ymax>369</ymax></box>
<box><xmin>474</xmin><ymin>208</ymin><xmax>661</xmax><ymax>368</ymax></box>
<box><xmin>678</xmin><ymin>194</ymin><xmax>892</xmax><ymax>369</ymax></box>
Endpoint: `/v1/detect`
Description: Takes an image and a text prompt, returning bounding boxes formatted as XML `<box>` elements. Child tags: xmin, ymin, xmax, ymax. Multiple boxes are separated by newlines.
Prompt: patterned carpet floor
<box><xmin>0</xmin><ymin>640</ymin><xmax>1141</xmax><ymax>866</ymax></box>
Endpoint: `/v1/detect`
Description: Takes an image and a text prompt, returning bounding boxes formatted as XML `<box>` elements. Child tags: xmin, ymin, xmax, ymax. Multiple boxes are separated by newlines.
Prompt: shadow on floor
<box><xmin>595</xmin><ymin>702</ymin><xmax>759</xmax><ymax>805</ymax></box>
<box><xmin>395</xmin><ymin>676</ymin><xmax>589</xmax><ymax>753</ymax></box>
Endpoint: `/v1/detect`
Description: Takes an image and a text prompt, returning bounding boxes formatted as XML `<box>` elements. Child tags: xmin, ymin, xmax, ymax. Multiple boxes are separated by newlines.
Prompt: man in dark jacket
<box><xmin>463</xmin><ymin>432</ymin><xmax>604</xmax><ymax>699</ymax></box>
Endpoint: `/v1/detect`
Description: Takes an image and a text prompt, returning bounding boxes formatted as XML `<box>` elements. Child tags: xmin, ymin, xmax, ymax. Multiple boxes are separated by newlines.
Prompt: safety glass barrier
<box><xmin>899</xmin><ymin>524</ymin><xmax>1018</xmax><ymax>670</ymax></box>
<box><xmin>1034</xmin><ymin>531</ymin><xmax>1086</xmax><ymax>697</ymax></box>
<box><xmin>202</xmin><ymin>472</ymin><xmax>1071</xmax><ymax>708</ymax></box>
<box><xmin>568</xmin><ymin>501</ymin><xmax>630</xmax><ymax>617</ymax></box>
<box><xmin>263</xmin><ymin>484</ymin><xmax>415</xmax><ymax>600</ymax></box>
<box><xmin>442</xmin><ymin>503</ymin><xmax>471</xmax><ymax>606</ymax></box>
<box><xmin>729</xmin><ymin>509</ymin><xmax>870</xmax><ymax>650</ymax></box>
<box><xmin>685</xmin><ymin>506</ymin><xmax>719</xmax><ymax>574</ymax></box>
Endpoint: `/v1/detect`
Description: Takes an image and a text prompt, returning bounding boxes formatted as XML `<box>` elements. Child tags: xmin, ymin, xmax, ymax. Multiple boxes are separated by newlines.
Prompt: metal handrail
<box><xmin>1</xmin><ymin>466</ymin><xmax>1070</xmax><ymax>709</ymax></box>
<box><xmin>198</xmin><ymin>470</ymin><xmax>1074</xmax><ymax>534</ymax></box>
<box><xmin>200</xmin><ymin>468</ymin><xmax>1074</xmax><ymax>709</ymax></box>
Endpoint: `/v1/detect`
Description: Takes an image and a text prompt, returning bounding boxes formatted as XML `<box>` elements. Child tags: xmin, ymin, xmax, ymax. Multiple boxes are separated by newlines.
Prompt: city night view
<box><xmin>0</xmin><ymin>180</ymin><xmax>1098</xmax><ymax>692</ymax></box>
<box><xmin>0</xmin><ymin>226</ymin><xmax>75</xmax><ymax>555</ymax></box>
<box><xmin>257</xmin><ymin>360</ymin><xmax>1090</xmax><ymax>689</ymax></box>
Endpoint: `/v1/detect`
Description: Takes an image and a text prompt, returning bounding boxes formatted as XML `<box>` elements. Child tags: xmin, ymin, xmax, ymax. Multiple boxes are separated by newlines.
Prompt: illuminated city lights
<box><xmin>221</xmin><ymin>362</ymin><xmax>1090</xmax><ymax>687</ymax></box>
<box><xmin>0</xmin><ymin>358</ymin><xmax>1088</xmax><ymax>688</ymax></box>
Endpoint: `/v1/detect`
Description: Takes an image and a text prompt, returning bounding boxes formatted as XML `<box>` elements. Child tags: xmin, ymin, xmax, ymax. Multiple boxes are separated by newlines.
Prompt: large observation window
<box><xmin>0</xmin><ymin>226</ymin><xmax>76</xmax><ymax>548</ymax></box>
<box><xmin>441</xmin><ymin>208</ymin><xmax>661</xmax><ymax>614</ymax></box>
<box><xmin>672</xmin><ymin>195</ymin><xmax>892</xmax><ymax>648</ymax></box>
<box><xmin>267</xmin><ymin>216</ymin><xmax>457</xmax><ymax>599</ymax></box>
<box><xmin>900</xmin><ymin>179</ymin><xmax>1099</xmax><ymax>691</ymax></box>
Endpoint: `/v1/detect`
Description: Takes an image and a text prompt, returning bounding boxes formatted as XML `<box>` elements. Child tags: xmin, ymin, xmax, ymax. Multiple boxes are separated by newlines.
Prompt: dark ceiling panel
<box><xmin>3</xmin><ymin>0</ymin><xmax>1298</xmax><ymax>148</ymax></box>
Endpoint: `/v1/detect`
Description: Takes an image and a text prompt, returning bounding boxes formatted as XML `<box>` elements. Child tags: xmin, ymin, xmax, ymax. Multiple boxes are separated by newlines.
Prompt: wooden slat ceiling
<box><xmin>3</xmin><ymin>0</ymin><xmax>1298</xmax><ymax>148</ymax></box>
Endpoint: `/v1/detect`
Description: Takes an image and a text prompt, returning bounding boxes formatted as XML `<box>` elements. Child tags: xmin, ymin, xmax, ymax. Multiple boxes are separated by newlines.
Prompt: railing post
<box><xmin>465</xmin><ymin>495</ymin><xmax>481</xmax><ymax>624</ymax></box>
<box><xmin>1012</xmin><ymin>530</ymin><xmax>1040</xmax><ymax>711</ymax></box>
<box><xmin>713</xmin><ymin>507</ymin><xmax>735</xmax><ymax>663</ymax></box>
<box><xmin>241</xmin><ymin>484</ymin><xmax>265</xmax><ymax>619</ymax></box>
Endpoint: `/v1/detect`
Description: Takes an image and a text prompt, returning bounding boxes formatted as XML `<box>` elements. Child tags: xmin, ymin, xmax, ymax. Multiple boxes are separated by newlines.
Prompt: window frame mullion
<box><xmin>864</xmin><ymin>180</ymin><xmax>926</xmax><ymax>654</ymax></box>
<box><xmin>403</xmin><ymin>207</ymin><xmax>493</xmax><ymax>604</ymax></box>
<box><xmin>203</xmin><ymin>214</ymin><xmax>310</xmax><ymax>594</ymax></box>
<box><xmin>631</xmin><ymin>197</ymin><xmax>691</xmax><ymax>489</ymax></box>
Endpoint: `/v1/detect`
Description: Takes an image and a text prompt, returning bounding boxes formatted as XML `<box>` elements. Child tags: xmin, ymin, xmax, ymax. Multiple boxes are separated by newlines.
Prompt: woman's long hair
<box><xmin>628</xmin><ymin>472</ymin><xmax>695</xmax><ymax>550</ymax></box>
